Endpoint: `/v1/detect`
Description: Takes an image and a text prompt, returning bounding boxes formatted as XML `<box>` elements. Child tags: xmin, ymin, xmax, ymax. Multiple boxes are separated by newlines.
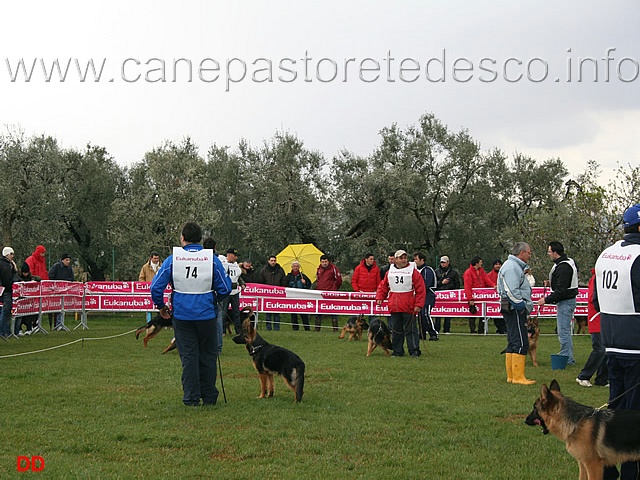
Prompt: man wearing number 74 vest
<box><xmin>594</xmin><ymin>203</ymin><xmax>640</xmax><ymax>480</ymax></box>
<box><xmin>151</xmin><ymin>222</ymin><xmax>231</xmax><ymax>406</ymax></box>
<box><xmin>376</xmin><ymin>250</ymin><xmax>426</xmax><ymax>358</ymax></box>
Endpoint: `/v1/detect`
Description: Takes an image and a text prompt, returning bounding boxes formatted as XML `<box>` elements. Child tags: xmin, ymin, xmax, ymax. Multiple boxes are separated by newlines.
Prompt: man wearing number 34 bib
<box><xmin>151</xmin><ymin>222</ymin><xmax>231</xmax><ymax>406</ymax></box>
<box><xmin>376</xmin><ymin>250</ymin><xmax>426</xmax><ymax>358</ymax></box>
<box><xmin>594</xmin><ymin>203</ymin><xmax>640</xmax><ymax>480</ymax></box>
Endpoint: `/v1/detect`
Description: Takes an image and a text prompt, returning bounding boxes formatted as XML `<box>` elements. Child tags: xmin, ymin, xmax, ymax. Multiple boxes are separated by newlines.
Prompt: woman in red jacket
<box><xmin>25</xmin><ymin>245</ymin><xmax>49</xmax><ymax>280</ymax></box>
<box><xmin>351</xmin><ymin>253</ymin><xmax>380</xmax><ymax>292</ymax></box>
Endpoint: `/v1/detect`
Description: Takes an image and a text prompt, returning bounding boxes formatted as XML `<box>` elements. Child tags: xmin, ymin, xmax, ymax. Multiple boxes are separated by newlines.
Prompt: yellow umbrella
<box><xmin>277</xmin><ymin>243</ymin><xmax>324</xmax><ymax>282</ymax></box>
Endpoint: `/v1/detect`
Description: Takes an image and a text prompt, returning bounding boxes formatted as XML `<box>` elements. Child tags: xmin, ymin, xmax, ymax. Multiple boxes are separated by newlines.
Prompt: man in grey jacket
<box><xmin>497</xmin><ymin>242</ymin><xmax>535</xmax><ymax>385</ymax></box>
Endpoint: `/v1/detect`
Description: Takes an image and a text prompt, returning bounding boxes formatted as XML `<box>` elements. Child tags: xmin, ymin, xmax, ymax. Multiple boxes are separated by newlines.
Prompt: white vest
<box><xmin>223</xmin><ymin>259</ymin><xmax>242</xmax><ymax>295</ymax></box>
<box><xmin>388</xmin><ymin>263</ymin><xmax>415</xmax><ymax>293</ymax></box>
<box><xmin>595</xmin><ymin>240</ymin><xmax>640</xmax><ymax>315</ymax></box>
<box><xmin>172</xmin><ymin>247</ymin><xmax>214</xmax><ymax>294</ymax></box>
<box><xmin>549</xmin><ymin>257</ymin><xmax>579</xmax><ymax>290</ymax></box>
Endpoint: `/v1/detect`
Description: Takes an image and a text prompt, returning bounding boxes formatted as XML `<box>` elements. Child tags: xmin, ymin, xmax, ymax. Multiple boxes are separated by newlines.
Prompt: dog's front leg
<box><xmin>258</xmin><ymin>373</ymin><xmax>269</xmax><ymax>399</ymax></box>
<box><xmin>267</xmin><ymin>374</ymin><xmax>275</xmax><ymax>398</ymax></box>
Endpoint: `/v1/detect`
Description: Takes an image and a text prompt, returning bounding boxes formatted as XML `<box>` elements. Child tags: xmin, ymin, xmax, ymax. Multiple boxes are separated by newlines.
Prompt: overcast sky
<box><xmin>2</xmin><ymin>1</ymin><xmax>639</xmax><ymax>185</ymax></box>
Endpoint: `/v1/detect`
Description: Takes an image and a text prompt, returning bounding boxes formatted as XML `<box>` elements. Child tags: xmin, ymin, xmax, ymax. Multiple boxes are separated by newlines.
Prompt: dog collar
<box><xmin>249</xmin><ymin>344</ymin><xmax>263</xmax><ymax>356</ymax></box>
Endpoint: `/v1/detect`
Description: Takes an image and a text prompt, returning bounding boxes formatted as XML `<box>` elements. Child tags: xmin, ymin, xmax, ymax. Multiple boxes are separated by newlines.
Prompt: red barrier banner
<box><xmin>41</xmin><ymin>281</ymin><xmax>83</xmax><ymax>296</ymax></box>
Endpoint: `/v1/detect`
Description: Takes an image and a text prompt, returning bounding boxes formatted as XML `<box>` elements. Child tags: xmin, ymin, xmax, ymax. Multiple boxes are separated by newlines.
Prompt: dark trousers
<box><xmin>315</xmin><ymin>314</ymin><xmax>338</xmax><ymax>332</ymax></box>
<box><xmin>0</xmin><ymin>292</ymin><xmax>12</xmax><ymax>336</ymax></box>
<box><xmin>603</xmin><ymin>355</ymin><xmax>640</xmax><ymax>480</ymax></box>
<box><xmin>291</xmin><ymin>313</ymin><xmax>310</xmax><ymax>331</ymax></box>
<box><xmin>419</xmin><ymin>304</ymin><xmax>438</xmax><ymax>339</ymax></box>
<box><xmin>388</xmin><ymin>312</ymin><xmax>420</xmax><ymax>357</ymax></box>
<box><xmin>172</xmin><ymin>318</ymin><xmax>219</xmax><ymax>406</ymax></box>
<box><xmin>469</xmin><ymin>317</ymin><xmax>485</xmax><ymax>334</ymax></box>
<box><xmin>265</xmin><ymin>313</ymin><xmax>280</xmax><ymax>331</ymax></box>
<box><xmin>577</xmin><ymin>333</ymin><xmax>608</xmax><ymax>385</ymax></box>
<box><xmin>503</xmin><ymin>308</ymin><xmax>529</xmax><ymax>355</ymax></box>
<box><xmin>219</xmin><ymin>293</ymin><xmax>241</xmax><ymax>333</ymax></box>
<box><xmin>493</xmin><ymin>318</ymin><xmax>507</xmax><ymax>334</ymax></box>
<box><xmin>434</xmin><ymin>317</ymin><xmax>450</xmax><ymax>333</ymax></box>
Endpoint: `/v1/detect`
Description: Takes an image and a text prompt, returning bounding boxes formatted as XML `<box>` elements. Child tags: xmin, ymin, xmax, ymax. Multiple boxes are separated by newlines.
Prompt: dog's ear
<box><xmin>549</xmin><ymin>379</ymin><xmax>561</xmax><ymax>392</ymax></box>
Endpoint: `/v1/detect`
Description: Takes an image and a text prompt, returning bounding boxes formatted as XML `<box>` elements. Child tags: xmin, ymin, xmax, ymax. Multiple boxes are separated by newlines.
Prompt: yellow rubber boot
<box><xmin>505</xmin><ymin>353</ymin><xmax>513</xmax><ymax>383</ymax></box>
<box><xmin>511</xmin><ymin>354</ymin><xmax>535</xmax><ymax>385</ymax></box>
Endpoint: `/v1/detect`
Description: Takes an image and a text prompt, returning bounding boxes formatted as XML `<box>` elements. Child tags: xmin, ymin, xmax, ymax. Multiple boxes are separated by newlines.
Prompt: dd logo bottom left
<box><xmin>17</xmin><ymin>456</ymin><xmax>45</xmax><ymax>472</ymax></box>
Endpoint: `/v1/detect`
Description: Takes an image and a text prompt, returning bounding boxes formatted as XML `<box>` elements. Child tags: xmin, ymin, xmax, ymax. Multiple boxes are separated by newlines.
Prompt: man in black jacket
<box><xmin>0</xmin><ymin>247</ymin><xmax>17</xmax><ymax>338</ymax></box>
<box><xmin>257</xmin><ymin>255</ymin><xmax>286</xmax><ymax>331</ymax></box>
<box><xmin>434</xmin><ymin>255</ymin><xmax>461</xmax><ymax>334</ymax></box>
<box><xmin>48</xmin><ymin>253</ymin><xmax>75</xmax><ymax>331</ymax></box>
<box><xmin>537</xmin><ymin>241</ymin><xmax>578</xmax><ymax>365</ymax></box>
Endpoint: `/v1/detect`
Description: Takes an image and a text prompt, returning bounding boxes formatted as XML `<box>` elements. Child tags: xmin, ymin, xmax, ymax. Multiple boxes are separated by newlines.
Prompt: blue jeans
<box><xmin>556</xmin><ymin>298</ymin><xmax>576</xmax><ymax>364</ymax></box>
<box><xmin>172</xmin><ymin>318</ymin><xmax>219</xmax><ymax>406</ymax></box>
<box><xmin>388</xmin><ymin>312</ymin><xmax>420</xmax><ymax>357</ymax></box>
<box><xmin>0</xmin><ymin>292</ymin><xmax>13</xmax><ymax>336</ymax></box>
<box><xmin>577</xmin><ymin>333</ymin><xmax>608</xmax><ymax>385</ymax></box>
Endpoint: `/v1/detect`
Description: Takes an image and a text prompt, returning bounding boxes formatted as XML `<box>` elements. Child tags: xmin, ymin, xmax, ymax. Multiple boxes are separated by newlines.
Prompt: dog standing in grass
<box><xmin>338</xmin><ymin>314</ymin><xmax>369</xmax><ymax>341</ymax></box>
<box><xmin>526</xmin><ymin>380</ymin><xmax>640</xmax><ymax>480</ymax></box>
<box><xmin>527</xmin><ymin>315</ymin><xmax>540</xmax><ymax>367</ymax></box>
<box><xmin>233</xmin><ymin>307</ymin><xmax>305</xmax><ymax>402</ymax></box>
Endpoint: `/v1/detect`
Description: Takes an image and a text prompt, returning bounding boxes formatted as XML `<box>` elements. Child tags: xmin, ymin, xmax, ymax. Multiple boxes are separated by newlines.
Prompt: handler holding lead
<box><xmin>151</xmin><ymin>222</ymin><xmax>231</xmax><ymax>406</ymax></box>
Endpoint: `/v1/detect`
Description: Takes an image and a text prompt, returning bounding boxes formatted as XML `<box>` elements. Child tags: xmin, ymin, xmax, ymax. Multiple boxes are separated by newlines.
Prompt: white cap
<box><xmin>2</xmin><ymin>247</ymin><xmax>14</xmax><ymax>257</ymax></box>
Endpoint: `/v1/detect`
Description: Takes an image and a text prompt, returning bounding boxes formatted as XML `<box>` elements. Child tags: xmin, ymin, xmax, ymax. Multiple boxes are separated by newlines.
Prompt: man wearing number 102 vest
<box><xmin>595</xmin><ymin>204</ymin><xmax>640</xmax><ymax>480</ymax></box>
<box><xmin>151</xmin><ymin>223</ymin><xmax>231</xmax><ymax>407</ymax></box>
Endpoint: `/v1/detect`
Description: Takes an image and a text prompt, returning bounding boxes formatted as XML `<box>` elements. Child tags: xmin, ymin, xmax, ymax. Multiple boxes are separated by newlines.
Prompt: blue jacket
<box><xmin>151</xmin><ymin>244</ymin><xmax>231</xmax><ymax>321</ymax></box>
<box><xmin>497</xmin><ymin>254</ymin><xmax>533</xmax><ymax>313</ymax></box>
<box><xmin>416</xmin><ymin>263</ymin><xmax>437</xmax><ymax>308</ymax></box>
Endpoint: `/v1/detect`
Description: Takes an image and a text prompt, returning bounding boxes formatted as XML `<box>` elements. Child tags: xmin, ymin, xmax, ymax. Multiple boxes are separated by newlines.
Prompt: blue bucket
<box><xmin>550</xmin><ymin>354</ymin><xmax>569</xmax><ymax>370</ymax></box>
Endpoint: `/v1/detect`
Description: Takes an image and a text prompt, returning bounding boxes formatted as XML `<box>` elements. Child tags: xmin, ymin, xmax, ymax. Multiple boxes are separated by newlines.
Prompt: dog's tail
<box><xmin>295</xmin><ymin>363</ymin><xmax>305</xmax><ymax>402</ymax></box>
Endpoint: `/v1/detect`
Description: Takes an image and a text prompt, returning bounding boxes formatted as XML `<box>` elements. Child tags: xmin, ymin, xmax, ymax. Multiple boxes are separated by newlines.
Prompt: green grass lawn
<box><xmin>0</xmin><ymin>314</ymin><xmax>607</xmax><ymax>479</ymax></box>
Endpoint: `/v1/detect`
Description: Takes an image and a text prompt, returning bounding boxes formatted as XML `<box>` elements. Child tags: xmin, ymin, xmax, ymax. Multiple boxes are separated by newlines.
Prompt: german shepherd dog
<box><xmin>366</xmin><ymin>318</ymin><xmax>392</xmax><ymax>357</ymax></box>
<box><xmin>135</xmin><ymin>313</ymin><xmax>173</xmax><ymax>348</ymax></box>
<box><xmin>574</xmin><ymin>315</ymin><xmax>588</xmax><ymax>335</ymax></box>
<box><xmin>338</xmin><ymin>314</ymin><xmax>369</xmax><ymax>341</ymax></box>
<box><xmin>232</xmin><ymin>307</ymin><xmax>305</xmax><ymax>402</ymax></box>
<box><xmin>525</xmin><ymin>380</ymin><xmax>640</xmax><ymax>479</ymax></box>
<box><xmin>527</xmin><ymin>314</ymin><xmax>540</xmax><ymax>367</ymax></box>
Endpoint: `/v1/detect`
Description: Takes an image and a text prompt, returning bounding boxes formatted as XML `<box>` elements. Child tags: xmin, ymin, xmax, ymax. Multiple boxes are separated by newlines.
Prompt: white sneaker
<box><xmin>17</xmin><ymin>332</ymin><xmax>25</xmax><ymax>337</ymax></box>
<box><xmin>576</xmin><ymin>378</ymin><xmax>592</xmax><ymax>387</ymax></box>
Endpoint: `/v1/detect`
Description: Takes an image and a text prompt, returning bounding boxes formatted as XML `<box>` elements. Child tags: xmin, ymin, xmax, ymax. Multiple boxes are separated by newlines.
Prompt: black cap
<box><xmin>61</xmin><ymin>253</ymin><xmax>71</xmax><ymax>260</ymax></box>
<box><xmin>226</xmin><ymin>248</ymin><xmax>239</xmax><ymax>256</ymax></box>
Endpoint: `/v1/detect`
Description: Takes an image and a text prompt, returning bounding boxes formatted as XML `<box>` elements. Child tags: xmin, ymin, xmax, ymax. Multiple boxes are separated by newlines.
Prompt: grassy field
<box><xmin>0</xmin><ymin>314</ymin><xmax>608</xmax><ymax>479</ymax></box>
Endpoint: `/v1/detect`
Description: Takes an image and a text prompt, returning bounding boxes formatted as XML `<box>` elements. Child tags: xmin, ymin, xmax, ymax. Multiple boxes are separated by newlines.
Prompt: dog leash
<box><xmin>595</xmin><ymin>380</ymin><xmax>640</xmax><ymax>411</ymax></box>
<box><xmin>218</xmin><ymin>355</ymin><xmax>227</xmax><ymax>404</ymax></box>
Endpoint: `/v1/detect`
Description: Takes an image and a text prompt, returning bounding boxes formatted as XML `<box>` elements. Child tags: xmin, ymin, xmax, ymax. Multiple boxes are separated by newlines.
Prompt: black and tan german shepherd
<box><xmin>525</xmin><ymin>379</ymin><xmax>640</xmax><ymax>479</ymax></box>
<box><xmin>366</xmin><ymin>318</ymin><xmax>392</xmax><ymax>357</ymax></box>
<box><xmin>338</xmin><ymin>314</ymin><xmax>369</xmax><ymax>341</ymax></box>
<box><xmin>135</xmin><ymin>312</ymin><xmax>173</xmax><ymax>348</ymax></box>
<box><xmin>232</xmin><ymin>307</ymin><xmax>305</xmax><ymax>402</ymax></box>
<box><xmin>527</xmin><ymin>314</ymin><xmax>540</xmax><ymax>367</ymax></box>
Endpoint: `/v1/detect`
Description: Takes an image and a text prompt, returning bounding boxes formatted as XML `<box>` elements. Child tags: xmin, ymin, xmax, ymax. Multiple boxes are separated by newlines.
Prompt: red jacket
<box><xmin>351</xmin><ymin>259</ymin><xmax>380</xmax><ymax>292</ymax></box>
<box><xmin>487</xmin><ymin>269</ymin><xmax>499</xmax><ymax>286</ymax></box>
<box><xmin>25</xmin><ymin>245</ymin><xmax>49</xmax><ymax>280</ymax></box>
<box><xmin>316</xmin><ymin>263</ymin><xmax>342</xmax><ymax>291</ymax></box>
<box><xmin>587</xmin><ymin>270</ymin><xmax>600</xmax><ymax>334</ymax></box>
<box><xmin>463</xmin><ymin>265</ymin><xmax>494</xmax><ymax>302</ymax></box>
<box><xmin>376</xmin><ymin>265</ymin><xmax>426</xmax><ymax>314</ymax></box>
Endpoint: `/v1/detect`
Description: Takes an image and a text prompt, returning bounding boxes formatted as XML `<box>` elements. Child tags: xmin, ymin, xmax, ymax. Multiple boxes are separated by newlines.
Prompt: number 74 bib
<box><xmin>172</xmin><ymin>247</ymin><xmax>214</xmax><ymax>294</ymax></box>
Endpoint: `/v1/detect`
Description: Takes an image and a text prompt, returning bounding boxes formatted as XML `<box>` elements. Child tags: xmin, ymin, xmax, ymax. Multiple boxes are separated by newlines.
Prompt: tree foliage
<box><xmin>0</xmin><ymin>114</ymin><xmax>634</xmax><ymax>282</ymax></box>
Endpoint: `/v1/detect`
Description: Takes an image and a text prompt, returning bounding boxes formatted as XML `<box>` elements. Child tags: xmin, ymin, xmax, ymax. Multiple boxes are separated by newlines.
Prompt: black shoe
<box><xmin>429</xmin><ymin>336</ymin><xmax>439</xmax><ymax>341</ymax></box>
